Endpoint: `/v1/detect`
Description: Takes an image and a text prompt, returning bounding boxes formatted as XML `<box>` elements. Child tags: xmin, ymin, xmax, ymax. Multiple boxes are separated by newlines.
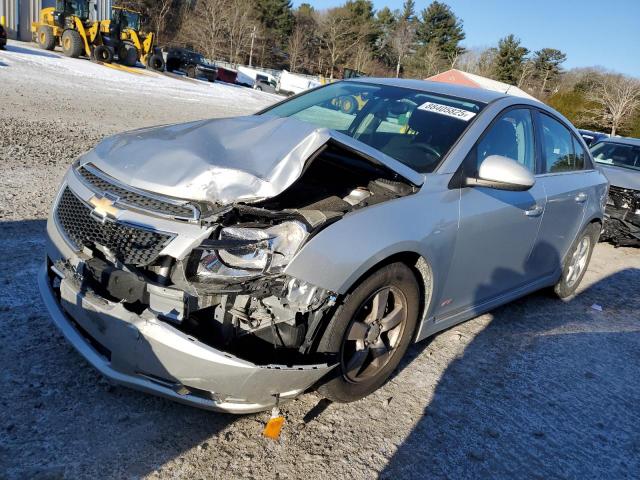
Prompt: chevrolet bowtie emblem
<box><xmin>89</xmin><ymin>194</ymin><xmax>120</xmax><ymax>223</ymax></box>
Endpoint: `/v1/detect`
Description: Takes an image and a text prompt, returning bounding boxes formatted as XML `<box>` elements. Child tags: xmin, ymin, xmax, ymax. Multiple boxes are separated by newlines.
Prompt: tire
<box><xmin>553</xmin><ymin>223</ymin><xmax>600</xmax><ymax>299</ymax></box>
<box><xmin>316</xmin><ymin>262</ymin><xmax>420</xmax><ymax>403</ymax></box>
<box><xmin>339</xmin><ymin>95</ymin><xmax>358</xmax><ymax>114</ymax></box>
<box><xmin>37</xmin><ymin>26</ymin><xmax>56</xmax><ymax>51</ymax></box>
<box><xmin>186</xmin><ymin>65</ymin><xmax>196</xmax><ymax>78</ymax></box>
<box><xmin>147</xmin><ymin>53</ymin><xmax>165</xmax><ymax>71</ymax></box>
<box><xmin>61</xmin><ymin>29</ymin><xmax>83</xmax><ymax>58</ymax></box>
<box><xmin>93</xmin><ymin>45</ymin><xmax>113</xmax><ymax>64</ymax></box>
<box><xmin>118</xmin><ymin>42</ymin><xmax>138</xmax><ymax>67</ymax></box>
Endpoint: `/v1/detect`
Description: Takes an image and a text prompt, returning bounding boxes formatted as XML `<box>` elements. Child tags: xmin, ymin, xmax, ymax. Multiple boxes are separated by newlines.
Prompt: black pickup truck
<box><xmin>0</xmin><ymin>24</ymin><xmax>7</xmax><ymax>50</ymax></box>
<box><xmin>165</xmin><ymin>48</ymin><xmax>217</xmax><ymax>82</ymax></box>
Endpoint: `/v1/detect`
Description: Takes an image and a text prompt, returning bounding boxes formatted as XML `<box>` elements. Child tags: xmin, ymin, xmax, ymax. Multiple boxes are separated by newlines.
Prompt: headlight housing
<box><xmin>195</xmin><ymin>221</ymin><xmax>308</xmax><ymax>282</ymax></box>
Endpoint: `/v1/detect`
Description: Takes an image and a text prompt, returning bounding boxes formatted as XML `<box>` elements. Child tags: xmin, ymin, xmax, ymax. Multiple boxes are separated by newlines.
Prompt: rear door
<box><xmin>439</xmin><ymin>107</ymin><xmax>548</xmax><ymax>315</ymax></box>
<box><xmin>529</xmin><ymin>112</ymin><xmax>590</xmax><ymax>275</ymax></box>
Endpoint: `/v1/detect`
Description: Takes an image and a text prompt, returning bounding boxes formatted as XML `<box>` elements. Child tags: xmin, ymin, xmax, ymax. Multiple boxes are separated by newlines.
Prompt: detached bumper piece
<box><xmin>602</xmin><ymin>187</ymin><xmax>640</xmax><ymax>247</ymax></box>
<box><xmin>38</xmin><ymin>262</ymin><xmax>335</xmax><ymax>414</ymax></box>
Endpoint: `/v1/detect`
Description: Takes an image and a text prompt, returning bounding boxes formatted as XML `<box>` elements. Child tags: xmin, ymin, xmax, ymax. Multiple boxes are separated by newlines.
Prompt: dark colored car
<box><xmin>165</xmin><ymin>48</ymin><xmax>217</xmax><ymax>82</ymax></box>
<box><xmin>591</xmin><ymin>137</ymin><xmax>640</xmax><ymax>247</ymax></box>
<box><xmin>0</xmin><ymin>24</ymin><xmax>7</xmax><ymax>50</ymax></box>
<box><xmin>579</xmin><ymin>129</ymin><xmax>608</xmax><ymax>147</ymax></box>
<box><xmin>254</xmin><ymin>74</ymin><xmax>277</xmax><ymax>93</ymax></box>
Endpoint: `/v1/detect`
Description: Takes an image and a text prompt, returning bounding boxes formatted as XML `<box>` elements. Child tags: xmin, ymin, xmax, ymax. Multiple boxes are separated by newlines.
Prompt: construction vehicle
<box><xmin>31</xmin><ymin>2</ymin><xmax>163</xmax><ymax>71</ymax></box>
<box><xmin>99</xmin><ymin>6</ymin><xmax>164</xmax><ymax>71</ymax></box>
<box><xmin>31</xmin><ymin>0</ymin><xmax>111</xmax><ymax>61</ymax></box>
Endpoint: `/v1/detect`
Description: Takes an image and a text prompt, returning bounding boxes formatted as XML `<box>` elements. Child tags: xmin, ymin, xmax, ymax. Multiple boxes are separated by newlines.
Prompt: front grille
<box><xmin>55</xmin><ymin>187</ymin><xmax>174</xmax><ymax>266</ymax></box>
<box><xmin>78</xmin><ymin>165</ymin><xmax>198</xmax><ymax>221</ymax></box>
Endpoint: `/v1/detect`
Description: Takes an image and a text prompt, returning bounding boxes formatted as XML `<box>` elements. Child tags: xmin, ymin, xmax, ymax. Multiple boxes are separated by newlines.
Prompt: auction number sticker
<box><xmin>417</xmin><ymin>102</ymin><xmax>477</xmax><ymax>121</ymax></box>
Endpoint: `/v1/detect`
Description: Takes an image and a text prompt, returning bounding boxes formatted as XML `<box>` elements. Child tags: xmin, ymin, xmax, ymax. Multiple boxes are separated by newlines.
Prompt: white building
<box><xmin>0</xmin><ymin>0</ymin><xmax>112</xmax><ymax>41</ymax></box>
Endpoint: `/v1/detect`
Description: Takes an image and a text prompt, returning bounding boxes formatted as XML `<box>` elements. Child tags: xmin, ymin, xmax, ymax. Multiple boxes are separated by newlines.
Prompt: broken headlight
<box><xmin>195</xmin><ymin>221</ymin><xmax>308</xmax><ymax>281</ymax></box>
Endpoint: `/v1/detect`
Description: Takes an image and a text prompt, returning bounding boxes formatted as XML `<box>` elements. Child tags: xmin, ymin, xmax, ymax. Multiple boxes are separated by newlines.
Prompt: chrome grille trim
<box><xmin>55</xmin><ymin>187</ymin><xmax>175</xmax><ymax>266</ymax></box>
<box><xmin>76</xmin><ymin>163</ymin><xmax>200</xmax><ymax>222</ymax></box>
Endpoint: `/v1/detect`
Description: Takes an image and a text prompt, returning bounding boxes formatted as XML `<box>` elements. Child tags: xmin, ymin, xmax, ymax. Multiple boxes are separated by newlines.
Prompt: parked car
<box><xmin>39</xmin><ymin>79</ymin><xmax>607</xmax><ymax>413</ymax></box>
<box><xmin>591</xmin><ymin>137</ymin><xmax>640</xmax><ymax>246</ymax></box>
<box><xmin>579</xmin><ymin>129</ymin><xmax>608</xmax><ymax>147</ymax></box>
<box><xmin>0</xmin><ymin>24</ymin><xmax>7</xmax><ymax>50</ymax></box>
<box><xmin>215</xmin><ymin>65</ymin><xmax>237</xmax><ymax>84</ymax></box>
<box><xmin>165</xmin><ymin>48</ymin><xmax>217</xmax><ymax>82</ymax></box>
<box><xmin>253</xmin><ymin>74</ymin><xmax>277</xmax><ymax>93</ymax></box>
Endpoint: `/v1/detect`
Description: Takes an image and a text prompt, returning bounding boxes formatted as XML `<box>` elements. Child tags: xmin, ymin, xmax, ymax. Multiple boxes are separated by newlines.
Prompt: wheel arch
<box><xmin>334</xmin><ymin>250</ymin><xmax>435</xmax><ymax>343</ymax></box>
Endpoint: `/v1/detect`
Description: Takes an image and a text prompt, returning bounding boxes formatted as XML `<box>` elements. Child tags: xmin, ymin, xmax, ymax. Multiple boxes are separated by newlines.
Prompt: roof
<box><xmin>427</xmin><ymin>69</ymin><xmax>539</xmax><ymax>101</ymax></box>
<box><xmin>596</xmin><ymin>136</ymin><xmax>640</xmax><ymax>147</ymax></box>
<box><xmin>349</xmin><ymin>77</ymin><xmax>507</xmax><ymax>104</ymax></box>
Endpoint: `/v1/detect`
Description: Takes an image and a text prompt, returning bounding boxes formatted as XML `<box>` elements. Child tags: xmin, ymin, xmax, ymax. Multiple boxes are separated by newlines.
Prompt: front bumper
<box><xmin>39</xmin><ymin>179</ymin><xmax>335</xmax><ymax>414</ymax></box>
<box><xmin>38</xmin><ymin>264</ymin><xmax>333</xmax><ymax>413</ymax></box>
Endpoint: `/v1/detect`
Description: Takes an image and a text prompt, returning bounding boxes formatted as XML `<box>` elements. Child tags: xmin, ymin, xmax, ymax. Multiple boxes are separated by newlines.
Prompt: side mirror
<box><xmin>467</xmin><ymin>155</ymin><xmax>535</xmax><ymax>191</ymax></box>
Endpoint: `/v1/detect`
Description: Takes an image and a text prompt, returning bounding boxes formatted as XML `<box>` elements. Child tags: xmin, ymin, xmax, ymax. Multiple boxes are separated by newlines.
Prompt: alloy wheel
<box><xmin>341</xmin><ymin>286</ymin><xmax>408</xmax><ymax>383</ymax></box>
<box><xmin>566</xmin><ymin>236</ymin><xmax>591</xmax><ymax>288</ymax></box>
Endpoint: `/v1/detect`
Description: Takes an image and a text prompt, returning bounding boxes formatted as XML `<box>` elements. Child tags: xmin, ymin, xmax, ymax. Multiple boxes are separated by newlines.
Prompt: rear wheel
<box><xmin>553</xmin><ymin>223</ymin><xmax>600</xmax><ymax>298</ymax></box>
<box><xmin>37</xmin><ymin>26</ymin><xmax>55</xmax><ymax>51</ymax></box>
<box><xmin>317</xmin><ymin>263</ymin><xmax>420</xmax><ymax>403</ymax></box>
<box><xmin>118</xmin><ymin>42</ymin><xmax>138</xmax><ymax>67</ymax></box>
<box><xmin>61</xmin><ymin>29</ymin><xmax>83</xmax><ymax>58</ymax></box>
<box><xmin>147</xmin><ymin>53</ymin><xmax>165</xmax><ymax>71</ymax></box>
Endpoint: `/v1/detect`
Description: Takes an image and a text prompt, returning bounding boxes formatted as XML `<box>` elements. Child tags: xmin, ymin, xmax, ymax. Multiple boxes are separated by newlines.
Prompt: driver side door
<box><xmin>437</xmin><ymin>108</ymin><xmax>547</xmax><ymax>318</ymax></box>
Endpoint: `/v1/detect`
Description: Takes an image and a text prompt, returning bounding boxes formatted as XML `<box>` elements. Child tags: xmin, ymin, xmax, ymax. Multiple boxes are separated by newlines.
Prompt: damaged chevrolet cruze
<box><xmin>39</xmin><ymin>79</ymin><xmax>608</xmax><ymax>413</ymax></box>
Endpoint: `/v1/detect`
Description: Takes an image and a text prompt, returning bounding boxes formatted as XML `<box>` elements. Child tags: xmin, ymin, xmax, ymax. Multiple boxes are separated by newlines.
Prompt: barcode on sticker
<box><xmin>417</xmin><ymin>102</ymin><xmax>477</xmax><ymax>121</ymax></box>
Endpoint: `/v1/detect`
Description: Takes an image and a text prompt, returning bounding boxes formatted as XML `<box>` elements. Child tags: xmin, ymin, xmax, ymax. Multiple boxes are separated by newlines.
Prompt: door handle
<box><xmin>575</xmin><ymin>192</ymin><xmax>588</xmax><ymax>203</ymax></box>
<box><xmin>525</xmin><ymin>204</ymin><xmax>544</xmax><ymax>217</ymax></box>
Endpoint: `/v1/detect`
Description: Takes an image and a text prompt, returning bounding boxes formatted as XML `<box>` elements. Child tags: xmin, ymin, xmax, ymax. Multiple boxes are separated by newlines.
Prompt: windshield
<box><xmin>591</xmin><ymin>142</ymin><xmax>640</xmax><ymax>171</ymax></box>
<box><xmin>120</xmin><ymin>10</ymin><xmax>141</xmax><ymax>31</ymax></box>
<box><xmin>262</xmin><ymin>81</ymin><xmax>484</xmax><ymax>173</ymax></box>
<box><xmin>58</xmin><ymin>0</ymin><xmax>89</xmax><ymax>19</ymax></box>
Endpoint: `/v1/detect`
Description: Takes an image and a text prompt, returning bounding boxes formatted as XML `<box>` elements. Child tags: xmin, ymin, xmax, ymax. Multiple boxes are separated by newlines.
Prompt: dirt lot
<box><xmin>1</xmin><ymin>42</ymin><xmax>640</xmax><ymax>480</ymax></box>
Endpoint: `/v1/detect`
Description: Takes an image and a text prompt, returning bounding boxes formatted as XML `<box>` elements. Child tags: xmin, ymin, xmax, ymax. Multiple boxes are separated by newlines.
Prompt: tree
<box><xmin>391</xmin><ymin>0</ymin><xmax>417</xmax><ymax>77</ymax></box>
<box><xmin>319</xmin><ymin>7</ymin><xmax>369</xmax><ymax>79</ymax></box>
<box><xmin>493</xmin><ymin>34</ymin><xmax>528</xmax><ymax>85</ymax></box>
<box><xmin>586</xmin><ymin>73</ymin><xmax>640</xmax><ymax>135</ymax></box>
<box><xmin>416</xmin><ymin>1</ymin><xmax>465</xmax><ymax>60</ymax></box>
<box><xmin>532</xmin><ymin>48</ymin><xmax>567</xmax><ymax>96</ymax></box>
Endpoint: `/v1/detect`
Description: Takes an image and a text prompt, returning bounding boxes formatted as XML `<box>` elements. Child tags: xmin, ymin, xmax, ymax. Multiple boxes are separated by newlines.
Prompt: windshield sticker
<box><xmin>417</xmin><ymin>102</ymin><xmax>477</xmax><ymax>121</ymax></box>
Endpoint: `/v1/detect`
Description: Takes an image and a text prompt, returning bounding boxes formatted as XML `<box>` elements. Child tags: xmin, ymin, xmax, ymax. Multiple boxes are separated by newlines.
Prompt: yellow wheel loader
<box><xmin>31</xmin><ymin>0</ymin><xmax>111</xmax><ymax>62</ymax></box>
<box><xmin>99</xmin><ymin>7</ymin><xmax>164</xmax><ymax>71</ymax></box>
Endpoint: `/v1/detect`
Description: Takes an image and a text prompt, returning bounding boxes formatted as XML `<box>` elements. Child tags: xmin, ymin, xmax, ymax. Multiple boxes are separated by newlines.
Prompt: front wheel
<box><xmin>553</xmin><ymin>223</ymin><xmax>600</xmax><ymax>298</ymax></box>
<box><xmin>317</xmin><ymin>263</ymin><xmax>420</xmax><ymax>403</ymax></box>
<box><xmin>61</xmin><ymin>29</ymin><xmax>83</xmax><ymax>58</ymax></box>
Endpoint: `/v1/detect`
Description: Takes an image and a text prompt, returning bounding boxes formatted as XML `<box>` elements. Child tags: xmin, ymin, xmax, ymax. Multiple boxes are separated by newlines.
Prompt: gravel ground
<box><xmin>1</xmin><ymin>41</ymin><xmax>640</xmax><ymax>480</ymax></box>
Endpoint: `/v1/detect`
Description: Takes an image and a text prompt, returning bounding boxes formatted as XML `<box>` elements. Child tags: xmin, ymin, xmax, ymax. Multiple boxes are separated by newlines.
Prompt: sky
<box><xmin>292</xmin><ymin>0</ymin><xmax>640</xmax><ymax>77</ymax></box>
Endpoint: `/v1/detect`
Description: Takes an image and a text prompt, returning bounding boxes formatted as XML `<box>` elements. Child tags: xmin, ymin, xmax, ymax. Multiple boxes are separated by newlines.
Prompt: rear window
<box><xmin>263</xmin><ymin>81</ymin><xmax>484</xmax><ymax>173</ymax></box>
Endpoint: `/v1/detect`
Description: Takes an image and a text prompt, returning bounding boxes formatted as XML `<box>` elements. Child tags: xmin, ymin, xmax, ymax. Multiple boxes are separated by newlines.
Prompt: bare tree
<box><xmin>586</xmin><ymin>74</ymin><xmax>640</xmax><ymax>136</ymax></box>
<box><xmin>226</xmin><ymin>0</ymin><xmax>257</xmax><ymax>64</ymax></box>
<box><xmin>517</xmin><ymin>60</ymin><xmax>535</xmax><ymax>88</ymax></box>
<box><xmin>151</xmin><ymin>0</ymin><xmax>173</xmax><ymax>42</ymax></box>
<box><xmin>178</xmin><ymin>0</ymin><xmax>227</xmax><ymax>60</ymax></box>
<box><xmin>390</xmin><ymin>18</ymin><xmax>415</xmax><ymax>78</ymax></box>
<box><xmin>288</xmin><ymin>25</ymin><xmax>305</xmax><ymax>72</ymax></box>
<box><xmin>319</xmin><ymin>8</ymin><xmax>367</xmax><ymax>80</ymax></box>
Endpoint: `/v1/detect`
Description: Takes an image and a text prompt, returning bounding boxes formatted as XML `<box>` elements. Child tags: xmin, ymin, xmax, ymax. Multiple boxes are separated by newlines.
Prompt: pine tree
<box><xmin>255</xmin><ymin>0</ymin><xmax>294</xmax><ymax>42</ymax></box>
<box><xmin>532</xmin><ymin>48</ymin><xmax>567</xmax><ymax>95</ymax></box>
<box><xmin>416</xmin><ymin>1</ymin><xmax>465</xmax><ymax>60</ymax></box>
<box><xmin>494</xmin><ymin>34</ymin><xmax>529</xmax><ymax>85</ymax></box>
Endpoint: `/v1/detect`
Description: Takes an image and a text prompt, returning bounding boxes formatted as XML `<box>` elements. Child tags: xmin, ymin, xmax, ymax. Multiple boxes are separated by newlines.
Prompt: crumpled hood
<box><xmin>79</xmin><ymin>115</ymin><xmax>423</xmax><ymax>205</ymax></box>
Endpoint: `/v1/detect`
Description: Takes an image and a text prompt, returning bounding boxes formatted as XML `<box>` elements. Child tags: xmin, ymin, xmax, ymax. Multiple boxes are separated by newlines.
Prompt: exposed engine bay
<box><xmin>601</xmin><ymin>185</ymin><xmax>640</xmax><ymax>247</ymax></box>
<box><xmin>71</xmin><ymin>141</ymin><xmax>417</xmax><ymax>365</ymax></box>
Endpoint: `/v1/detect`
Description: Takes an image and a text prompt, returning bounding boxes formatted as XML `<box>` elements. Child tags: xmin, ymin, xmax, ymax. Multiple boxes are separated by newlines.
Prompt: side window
<box><xmin>540</xmin><ymin>114</ymin><xmax>582</xmax><ymax>173</ymax></box>
<box><xmin>572</xmin><ymin>136</ymin><xmax>586</xmax><ymax>170</ymax></box>
<box><xmin>477</xmin><ymin>109</ymin><xmax>535</xmax><ymax>172</ymax></box>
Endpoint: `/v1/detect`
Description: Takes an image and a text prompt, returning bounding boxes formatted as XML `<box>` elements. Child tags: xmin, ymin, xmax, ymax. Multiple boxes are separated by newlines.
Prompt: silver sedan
<box><xmin>40</xmin><ymin>79</ymin><xmax>608</xmax><ymax>412</ymax></box>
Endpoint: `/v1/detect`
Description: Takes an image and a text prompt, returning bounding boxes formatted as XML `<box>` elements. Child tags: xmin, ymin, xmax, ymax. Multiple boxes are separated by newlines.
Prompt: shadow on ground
<box><xmin>381</xmin><ymin>263</ymin><xmax>640</xmax><ymax>478</ymax></box>
<box><xmin>3</xmin><ymin>43</ymin><xmax>61</xmax><ymax>59</ymax></box>
<box><xmin>0</xmin><ymin>220</ymin><xmax>237</xmax><ymax>479</ymax></box>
